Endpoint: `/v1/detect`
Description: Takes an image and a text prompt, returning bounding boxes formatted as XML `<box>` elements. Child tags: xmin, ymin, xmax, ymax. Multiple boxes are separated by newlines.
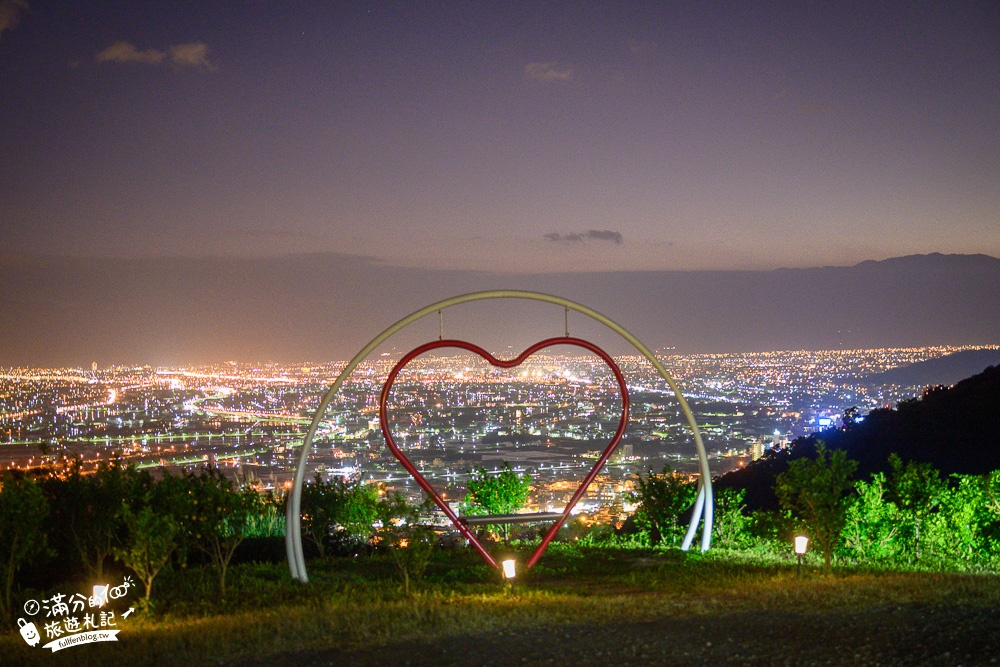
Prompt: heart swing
<box><xmin>286</xmin><ymin>291</ymin><xmax>713</xmax><ymax>584</ymax></box>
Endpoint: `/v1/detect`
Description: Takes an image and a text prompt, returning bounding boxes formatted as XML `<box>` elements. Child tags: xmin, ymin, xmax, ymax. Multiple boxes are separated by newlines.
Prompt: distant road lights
<box><xmin>794</xmin><ymin>535</ymin><xmax>809</xmax><ymax>575</ymax></box>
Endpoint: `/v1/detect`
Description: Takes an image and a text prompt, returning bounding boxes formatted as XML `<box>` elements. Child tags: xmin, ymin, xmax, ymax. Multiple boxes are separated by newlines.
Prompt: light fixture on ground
<box><xmin>502</xmin><ymin>559</ymin><xmax>516</xmax><ymax>580</ymax></box>
<box><xmin>93</xmin><ymin>584</ymin><xmax>109</xmax><ymax>607</ymax></box>
<box><xmin>794</xmin><ymin>535</ymin><xmax>809</xmax><ymax>575</ymax></box>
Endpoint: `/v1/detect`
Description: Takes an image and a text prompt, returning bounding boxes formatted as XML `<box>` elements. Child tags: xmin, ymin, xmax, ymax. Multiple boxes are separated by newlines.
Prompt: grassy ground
<box><xmin>3</xmin><ymin>545</ymin><xmax>999</xmax><ymax>666</ymax></box>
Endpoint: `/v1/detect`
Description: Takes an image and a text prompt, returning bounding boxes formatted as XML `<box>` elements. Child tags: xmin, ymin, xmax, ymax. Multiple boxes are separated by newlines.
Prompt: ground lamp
<box><xmin>502</xmin><ymin>559</ymin><xmax>517</xmax><ymax>593</ymax></box>
<box><xmin>794</xmin><ymin>535</ymin><xmax>809</xmax><ymax>575</ymax></box>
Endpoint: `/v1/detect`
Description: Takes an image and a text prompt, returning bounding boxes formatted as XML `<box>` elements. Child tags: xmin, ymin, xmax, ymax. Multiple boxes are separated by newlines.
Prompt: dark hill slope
<box><xmin>716</xmin><ymin>364</ymin><xmax>1000</xmax><ymax>511</ymax></box>
<box><xmin>864</xmin><ymin>348</ymin><xmax>1000</xmax><ymax>388</ymax></box>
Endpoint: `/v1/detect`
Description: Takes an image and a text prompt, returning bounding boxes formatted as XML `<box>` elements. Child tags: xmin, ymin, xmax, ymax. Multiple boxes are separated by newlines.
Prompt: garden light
<box><xmin>93</xmin><ymin>584</ymin><xmax>109</xmax><ymax>607</ymax></box>
<box><xmin>794</xmin><ymin>536</ymin><xmax>809</xmax><ymax>575</ymax></box>
<box><xmin>502</xmin><ymin>559</ymin><xmax>517</xmax><ymax>580</ymax></box>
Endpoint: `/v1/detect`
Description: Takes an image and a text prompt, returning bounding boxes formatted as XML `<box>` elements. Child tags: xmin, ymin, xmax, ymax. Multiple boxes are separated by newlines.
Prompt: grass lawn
<box><xmin>3</xmin><ymin>545</ymin><xmax>999</xmax><ymax>666</ymax></box>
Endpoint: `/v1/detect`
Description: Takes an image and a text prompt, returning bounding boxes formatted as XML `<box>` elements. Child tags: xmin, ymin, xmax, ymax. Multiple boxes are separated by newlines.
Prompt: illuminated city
<box><xmin>3</xmin><ymin>344</ymin><xmax>992</xmax><ymax>520</ymax></box>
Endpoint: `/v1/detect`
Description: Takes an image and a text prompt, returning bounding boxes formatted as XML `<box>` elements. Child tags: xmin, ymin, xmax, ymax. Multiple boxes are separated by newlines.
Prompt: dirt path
<box><xmin>252</xmin><ymin>602</ymin><xmax>1000</xmax><ymax>666</ymax></box>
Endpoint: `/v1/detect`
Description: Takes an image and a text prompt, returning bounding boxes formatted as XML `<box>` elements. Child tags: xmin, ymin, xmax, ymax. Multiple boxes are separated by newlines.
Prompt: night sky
<box><xmin>3</xmin><ymin>1</ymin><xmax>997</xmax><ymax>274</ymax></box>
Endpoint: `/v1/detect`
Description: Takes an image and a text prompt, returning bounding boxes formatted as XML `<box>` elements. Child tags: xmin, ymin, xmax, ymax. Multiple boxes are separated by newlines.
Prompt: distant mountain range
<box><xmin>863</xmin><ymin>348</ymin><xmax>1000</xmax><ymax>388</ymax></box>
<box><xmin>717</xmin><ymin>363</ymin><xmax>1000</xmax><ymax>511</ymax></box>
<box><xmin>1</xmin><ymin>252</ymin><xmax>997</xmax><ymax>367</ymax></box>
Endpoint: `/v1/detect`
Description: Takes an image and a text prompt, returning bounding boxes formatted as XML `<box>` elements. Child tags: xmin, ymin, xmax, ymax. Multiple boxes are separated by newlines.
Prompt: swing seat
<box><xmin>458</xmin><ymin>511</ymin><xmax>566</xmax><ymax>525</ymax></box>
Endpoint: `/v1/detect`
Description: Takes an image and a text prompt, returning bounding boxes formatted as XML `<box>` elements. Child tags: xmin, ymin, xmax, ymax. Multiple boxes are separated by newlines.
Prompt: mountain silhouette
<box><xmin>1</xmin><ymin>252</ymin><xmax>997</xmax><ymax>366</ymax></box>
<box><xmin>863</xmin><ymin>348</ymin><xmax>1000</xmax><ymax>388</ymax></box>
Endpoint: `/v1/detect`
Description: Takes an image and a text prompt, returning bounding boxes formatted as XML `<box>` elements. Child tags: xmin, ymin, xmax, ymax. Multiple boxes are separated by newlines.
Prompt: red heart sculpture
<box><xmin>379</xmin><ymin>337</ymin><xmax>629</xmax><ymax>569</ymax></box>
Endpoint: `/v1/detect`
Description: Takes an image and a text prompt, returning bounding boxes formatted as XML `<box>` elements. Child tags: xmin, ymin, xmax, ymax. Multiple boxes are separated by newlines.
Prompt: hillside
<box><xmin>716</xmin><ymin>364</ymin><xmax>1000</xmax><ymax>510</ymax></box>
<box><xmin>863</xmin><ymin>348</ymin><xmax>1000</xmax><ymax>387</ymax></box>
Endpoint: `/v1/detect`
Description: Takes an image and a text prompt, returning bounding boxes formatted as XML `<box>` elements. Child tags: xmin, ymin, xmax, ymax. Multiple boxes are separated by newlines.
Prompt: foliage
<box><xmin>886</xmin><ymin>453</ymin><xmax>949</xmax><ymax>562</ymax></box>
<box><xmin>40</xmin><ymin>458</ymin><xmax>149</xmax><ymax>579</ymax></box>
<box><xmin>244</xmin><ymin>492</ymin><xmax>286</xmax><ymax>539</ymax></box>
<box><xmin>300</xmin><ymin>473</ymin><xmax>380</xmax><ymax>557</ymax></box>
<box><xmin>631</xmin><ymin>465</ymin><xmax>696</xmax><ymax>547</ymax></box>
<box><xmin>922</xmin><ymin>474</ymin><xmax>992</xmax><ymax>567</ymax></box>
<box><xmin>114</xmin><ymin>493</ymin><xmax>179</xmax><ymax>608</ymax></box>
<box><xmin>712</xmin><ymin>488</ymin><xmax>752</xmax><ymax>550</ymax></box>
<box><xmin>177</xmin><ymin>466</ymin><xmax>264</xmax><ymax>597</ymax></box>
<box><xmin>0</xmin><ymin>473</ymin><xmax>49</xmax><ymax>621</ymax></box>
<box><xmin>462</xmin><ymin>462</ymin><xmax>531</xmax><ymax>541</ymax></box>
<box><xmin>775</xmin><ymin>443</ymin><xmax>858</xmax><ymax>568</ymax></box>
<box><xmin>840</xmin><ymin>472</ymin><xmax>901</xmax><ymax>564</ymax></box>
<box><xmin>376</xmin><ymin>493</ymin><xmax>436</xmax><ymax>596</ymax></box>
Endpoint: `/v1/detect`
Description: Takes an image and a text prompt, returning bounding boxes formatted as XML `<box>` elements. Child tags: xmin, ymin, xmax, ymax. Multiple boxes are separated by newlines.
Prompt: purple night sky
<box><xmin>2</xmin><ymin>1</ymin><xmax>997</xmax><ymax>273</ymax></box>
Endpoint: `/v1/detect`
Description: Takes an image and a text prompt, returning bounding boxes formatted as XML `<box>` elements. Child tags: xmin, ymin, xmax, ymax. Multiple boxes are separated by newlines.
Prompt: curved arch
<box><xmin>286</xmin><ymin>290</ymin><xmax>713</xmax><ymax>582</ymax></box>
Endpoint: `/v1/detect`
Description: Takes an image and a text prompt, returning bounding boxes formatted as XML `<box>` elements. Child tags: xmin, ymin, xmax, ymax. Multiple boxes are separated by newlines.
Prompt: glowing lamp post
<box><xmin>794</xmin><ymin>536</ymin><xmax>809</xmax><ymax>575</ymax></box>
<box><xmin>502</xmin><ymin>559</ymin><xmax>517</xmax><ymax>593</ymax></box>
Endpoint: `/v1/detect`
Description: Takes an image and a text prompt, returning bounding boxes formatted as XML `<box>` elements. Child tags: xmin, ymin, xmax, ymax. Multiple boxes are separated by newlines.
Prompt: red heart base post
<box><xmin>379</xmin><ymin>337</ymin><xmax>630</xmax><ymax>570</ymax></box>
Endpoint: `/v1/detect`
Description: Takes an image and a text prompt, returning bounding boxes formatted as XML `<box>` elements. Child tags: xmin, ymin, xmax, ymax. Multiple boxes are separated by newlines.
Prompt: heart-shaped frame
<box><xmin>379</xmin><ymin>337</ymin><xmax>630</xmax><ymax>569</ymax></box>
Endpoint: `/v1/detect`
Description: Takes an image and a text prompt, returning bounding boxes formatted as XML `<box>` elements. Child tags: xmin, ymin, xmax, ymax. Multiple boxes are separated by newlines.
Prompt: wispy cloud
<box><xmin>544</xmin><ymin>230</ymin><xmax>623</xmax><ymax>245</ymax></box>
<box><xmin>96</xmin><ymin>41</ymin><xmax>166</xmax><ymax>65</ymax></box>
<box><xmin>0</xmin><ymin>0</ymin><xmax>28</xmax><ymax>39</ymax></box>
<box><xmin>95</xmin><ymin>41</ymin><xmax>215</xmax><ymax>70</ymax></box>
<box><xmin>169</xmin><ymin>43</ymin><xmax>214</xmax><ymax>70</ymax></box>
<box><xmin>524</xmin><ymin>61</ymin><xmax>573</xmax><ymax>82</ymax></box>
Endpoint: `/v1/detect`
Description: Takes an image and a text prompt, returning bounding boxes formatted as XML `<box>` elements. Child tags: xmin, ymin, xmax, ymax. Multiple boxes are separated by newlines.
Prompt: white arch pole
<box><xmin>286</xmin><ymin>290</ymin><xmax>713</xmax><ymax>582</ymax></box>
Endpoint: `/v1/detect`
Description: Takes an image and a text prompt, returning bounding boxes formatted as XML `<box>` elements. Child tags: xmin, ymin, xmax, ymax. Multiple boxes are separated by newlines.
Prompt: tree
<box><xmin>41</xmin><ymin>458</ymin><xmax>149</xmax><ymax>580</ymax></box>
<box><xmin>0</xmin><ymin>473</ymin><xmax>49</xmax><ymax>621</ymax></box>
<box><xmin>300</xmin><ymin>474</ymin><xmax>380</xmax><ymax>557</ymax></box>
<box><xmin>113</xmin><ymin>500</ymin><xmax>179</xmax><ymax>609</ymax></box>
<box><xmin>463</xmin><ymin>462</ymin><xmax>531</xmax><ymax>542</ymax></box>
<box><xmin>712</xmin><ymin>488</ymin><xmax>751</xmax><ymax>550</ymax></box>
<box><xmin>841</xmin><ymin>472</ymin><xmax>901</xmax><ymax>564</ymax></box>
<box><xmin>375</xmin><ymin>493</ymin><xmax>436</xmax><ymax>596</ymax></box>
<box><xmin>887</xmin><ymin>454</ymin><xmax>948</xmax><ymax>562</ymax></box>
<box><xmin>775</xmin><ymin>444</ymin><xmax>858</xmax><ymax>568</ymax></box>
<box><xmin>632</xmin><ymin>465</ymin><xmax>696</xmax><ymax>547</ymax></box>
<box><xmin>179</xmin><ymin>466</ymin><xmax>263</xmax><ymax>597</ymax></box>
<box><xmin>112</xmin><ymin>473</ymin><xmax>187</xmax><ymax>609</ymax></box>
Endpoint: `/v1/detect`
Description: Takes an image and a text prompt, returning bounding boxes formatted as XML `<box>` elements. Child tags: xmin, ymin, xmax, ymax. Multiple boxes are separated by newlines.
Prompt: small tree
<box><xmin>301</xmin><ymin>474</ymin><xmax>379</xmax><ymax>557</ymax></box>
<box><xmin>775</xmin><ymin>444</ymin><xmax>857</xmax><ymax>568</ymax></box>
<box><xmin>41</xmin><ymin>458</ymin><xmax>148</xmax><ymax>580</ymax></box>
<box><xmin>113</xmin><ymin>500</ymin><xmax>178</xmax><ymax>609</ymax></box>
<box><xmin>463</xmin><ymin>462</ymin><xmax>530</xmax><ymax>542</ymax></box>
<box><xmin>376</xmin><ymin>493</ymin><xmax>436</xmax><ymax>596</ymax></box>
<box><xmin>180</xmin><ymin>466</ymin><xmax>263</xmax><ymax>597</ymax></box>
<box><xmin>841</xmin><ymin>472</ymin><xmax>901</xmax><ymax>564</ymax></box>
<box><xmin>712</xmin><ymin>488</ymin><xmax>751</xmax><ymax>550</ymax></box>
<box><xmin>0</xmin><ymin>473</ymin><xmax>49</xmax><ymax>621</ymax></box>
<box><xmin>632</xmin><ymin>465</ymin><xmax>696</xmax><ymax>547</ymax></box>
<box><xmin>887</xmin><ymin>454</ymin><xmax>947</xmax><ymax>562</ymax></box>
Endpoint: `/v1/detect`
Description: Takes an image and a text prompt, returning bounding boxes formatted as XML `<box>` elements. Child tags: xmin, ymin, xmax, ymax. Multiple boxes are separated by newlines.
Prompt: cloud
<box><xmin>96</xmin><ymin>41</ymin><xmax>166</xmax><ymax>65</ymax></box>
<box><xmin>544</xmin><ymin>230</ymin><xmax>624</xmax><ymax>245</ymax></box>
<box><xmin>0</xmin><ymin>0</ymin><xmax>28</xmax><ymax>39</ymax></box>
<box><xmin>169</xmin><ymin>42</ymin><xmax>215</xmax><ymax>70</ymax></box>
<box><xmin>586</xmin><ymin>230</ymin><xmax>623</xmax><ymax>244</ymax></box>
<box><xmin>95</xmin><ymin>41</ymin><xmax>215</xmax><ymax>70</ymax></box>
<box><xmin>524</xmin><ymin>62</ymin><xmax>573</xmax><ymax>82</ymax></box>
